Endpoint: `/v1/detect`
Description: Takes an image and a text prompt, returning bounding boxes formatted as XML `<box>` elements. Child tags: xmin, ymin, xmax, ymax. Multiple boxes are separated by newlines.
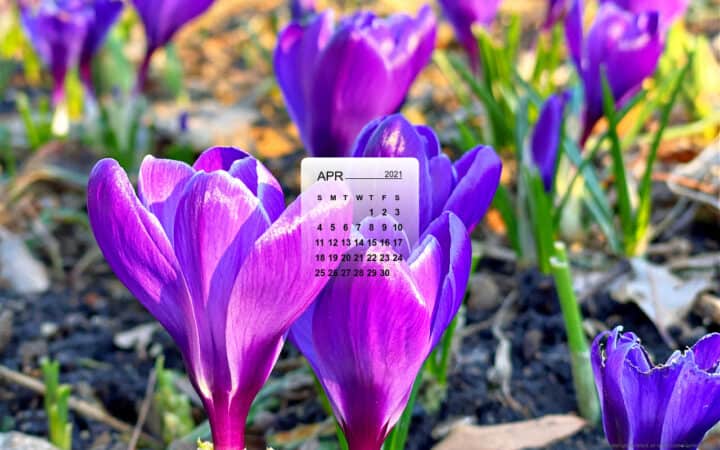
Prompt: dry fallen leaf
<box><xmin>0</xmin><ymin>226</ymin><xmax>49</xmax><ymax>294</ymax></box>
<box><xmin>432</xmin><ymin>415</ymin><xmax>587</xmax><ymax>450</ymax></box>
<box><xmin>611</xmin><ymin>258</ymin><xmax>713</xmax><ymax>343</ymax></box>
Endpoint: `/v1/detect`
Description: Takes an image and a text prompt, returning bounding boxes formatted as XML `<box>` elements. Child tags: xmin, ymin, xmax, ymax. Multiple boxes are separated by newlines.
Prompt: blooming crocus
<box><xmin>600</xmin><ymin>0</ymin><xmax>689</xmax><ymax>30</ymax></box>
<box><xmin>87</xmin><ymin>147</ymin><xmax>353</xmax><ymax>449</ymax></box>
<box><xmin>290</xmin><ymin>212</ymin><xmax>472</xmax><ymax>450</ymax></box>
<box><xmin>565</xmin><ymin>0</ymin><xmax>663</xmax><ymax>144</ymax></box>
<box><xmin>274</xmin><ymin>7</ymin><xmax>436</xmax><ymax>157</ymax></box>
<box><xmin>530</xmin><ymin>92</ymin><xmax>567</xmax><ymax>192</ymax></box>
<box><xmin>290</xmin><ymin>0</ymin><xmax>315</xmax><ymax>21</ymax></box>
<box><xmin>592</xmin><ymin>327</ymin><xmax>720</xmax><ymax>450</ymax></box>
<box><xmin>19</xmin><ymin>0</ymin><xmax>90</xmax><ymax>134</ymax></box>
<box><xmin>78</xmin><ymin>0</ymin><xmax>123</xmax><ymax>96</ymax></box>
<box><xmin>438</xmin><ymin>0</ymin><xmax>501</xmax><ymax>71</ymax></box>
<box><xmin>131</xmin><ymin>0</ymin><xmax>215</xmax><ymax>90</ymax></box>
<box><xmin>351</xmin><ymin>114</ymin><xmax>502</xmax><ymax>233</ymax></box>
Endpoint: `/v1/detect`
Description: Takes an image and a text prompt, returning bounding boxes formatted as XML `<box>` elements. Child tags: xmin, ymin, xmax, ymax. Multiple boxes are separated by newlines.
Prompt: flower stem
<box><xmin>549</xmin><ymin>242</ymin><xmax>600</xmax><ymax>424</ymax></box>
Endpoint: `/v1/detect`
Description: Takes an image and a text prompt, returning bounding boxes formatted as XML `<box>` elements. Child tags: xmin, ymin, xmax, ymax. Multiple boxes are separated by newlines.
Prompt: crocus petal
<box><xmin>228</xmin><ymin>157</ymin><xmax>285</xmax><ymax>222</ymax></box>
<box><xmin>428</xmin><ymin>153</ymin><xmax>456</xmax><ymax>220</ymax></box>
<box><xmin>438</xmin><ymin>0</ymin><xmax>501</xmax><ymax>71</ymax></box>
<box><xmin>225</xmin><ymin>180</ymin><xmax>353</xmax><ymax>400</ymax></box>
<box><xmin>132</xmin><ymin>0</ymin><xmax>215</xmax><ymax>51</ymax></box>
<box><xmin>274</xmin><ymin>11</ymin><xmax>335</xmax><ymax>145</ymax></box>
<box><xmin>192</xmin><ymin>146</ymin><xmax>251</xmax><ymax>173</ymax></box>
<box><xmin>87</xmin><ymin>159</ymin><xmax>194</xmax><ymax>349</ymax></box>
<box><xmin>599</xmin><ymin>0</ymin><xmax>689</xmax><ymax>29</ymax></box>
<box><xmin>531</xmin><ymin>92</ymin><xmax>567</xmax><ymax>192</ymax></box>
<box><xmin>80</xmin><ymin>0</ymin><xmax>123</xmax><ymax>66</ymax></box>
<box><xmin>137</xmin><ymin>155</ymin><xmax>195</xmax><ymax>241</ymax></box>
<box><xmin>445</xmin><ymin>146</ymin><xmax>503</xmax><ymax>231</ymax></box>
<box><xmin>310</xmin><ymin>253</ymin><xmax>432</xmax><ymax>449</ymax></box>
<box><xmin>564</xmin><ymin>0</ymin><xmax>583</xmax><ymax>69</ymax></box>
<box><xmin>413</xmin><ymin>212</ymin><xmax>471</xmax><ymax>347</ymax></box>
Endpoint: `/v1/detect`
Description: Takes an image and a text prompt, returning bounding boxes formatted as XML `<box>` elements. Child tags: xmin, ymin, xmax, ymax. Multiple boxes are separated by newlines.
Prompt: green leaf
<box><xmin>492</xmin><ymin>185</ymin><xmax>522</xmax><ymax>256</ymax></box>
<box><xmin>633</xmin><ymin>51</ymin><xmax>694</xmax><ymax>254</ymax></box>
<box><xmin>523</xmin><ymin>167</ymin><xmax>554</xmax><ymax>273</ymax></box>
<box><xmin>600</xmin><ymin>69</ymin><xmax>634</xmax><ymax>253</ymax></box>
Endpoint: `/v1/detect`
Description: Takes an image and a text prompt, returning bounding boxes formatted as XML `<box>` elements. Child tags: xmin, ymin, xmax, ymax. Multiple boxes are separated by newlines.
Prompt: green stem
<box><xmin>549</xmin><ymin>242</ymin><xmax>599</xmax><ymax>424</ymax></box>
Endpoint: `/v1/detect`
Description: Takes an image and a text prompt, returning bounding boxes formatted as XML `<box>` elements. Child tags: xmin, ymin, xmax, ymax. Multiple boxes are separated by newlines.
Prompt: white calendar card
<box><xmin>301</xmin><ymin>157</ymin><xmax>420</xmax><ymax>278</ymax></box>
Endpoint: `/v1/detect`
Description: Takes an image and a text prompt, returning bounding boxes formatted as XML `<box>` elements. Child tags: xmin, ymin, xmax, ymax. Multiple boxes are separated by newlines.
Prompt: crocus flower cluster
<box><xmin>87</xmin><ymin>147</ymin><xmax>353</xmax><ymax>449</ymax></box>
<box><xmin>274</xmin><ymin>7</ymin><xmax>437</xmax><ymax>157</ymax></box>
<box><xmin>438</xmin><ymin>0</ymin><xmax>501</xmax><ymax>71</ymax></box>
<box><xmin>565</xmin><ymin>0</ymin><xmax>663</xmax><ymax>144</ymax></box>
<box><xmin>592</xmin><ymin>327</ymin><xmax>720</xmax><ymax>450</ymax></box>
<box><xmin>19</xmin><ymin>0</ymin><xmax>122</xmax><ymax>102</ymax></box>
<box><xmin>131</xmin><ymin>0</ymin><xmax>215</xmax><ymax>90</ymax></box>
<box><xmin>290</xmin><ymin>115</ymin><xmax>502</xmax><ymax>449</ymax></box>
<box><xmin>530</xmin><ymin>92</ymin><xmax>568</xmax><ymax>192</ymax></box>
<box><xmin>350</xmin><ymin>114</ymin><xmax>503</xmax><ymax>233</ymax></box>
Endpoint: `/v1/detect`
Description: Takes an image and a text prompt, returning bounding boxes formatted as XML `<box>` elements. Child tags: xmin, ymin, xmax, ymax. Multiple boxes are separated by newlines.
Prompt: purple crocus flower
<box><xmin>87</xmin><ymin>147</ymin><xmax>353</xmax><ymax>449</ymax></box>
<box><xmin>530</xmin><ymin>92</ymin><xmax>567</xmax><ymax>192</ymax></box>
<box><xmin>19</xmin><ymin>0</ymin><xmax>90</xmax><ymax>106</ymax></box>
<box><xmin>78</xmin><ymin>0</ymin><xmax>123</xmax><ymax>95</ymax></box>
<box><xmin>438</xmin><ymin>0</ymin><xmax>501</xmax><ymax>71</ymax></box>
<box><xmin>274</xmin><ymin>7</ymin><xmax>437</xmax><ymax>157</ymax></box>
<box><xmin>592</xmin><ymin>327</ymin><xmax>720</xmax><ymax>450</ymax></box>
<box><xmin>290</xmin><ymin>212</ymin><xmax>472</xmax><ymax>450</ymax></box>
<box><xmin>600</xmin><ymin>0</ymin><xmax>689</xmax><ymax>30</ymax></box>
<box><xmin>290</xmin><ymin>0</ymin><xmax>315</xmax><ymax>21</ymax></box>
<box><xmin>565</xmin><ymin>0</ymin><xmax>663</xmax><ymax>144</ymax></box>
<box><xmin>351</xmin><ymin>114</ymin><xmax>503</xmax><ymax>233</ymax></box>
<box><xmin>131</xmin><ymin>0</ymin><xmax>215</xmax><ymax>90</ymax></box>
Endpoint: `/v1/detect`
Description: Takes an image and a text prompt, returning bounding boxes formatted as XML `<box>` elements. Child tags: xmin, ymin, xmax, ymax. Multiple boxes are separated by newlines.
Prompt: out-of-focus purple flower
<box><xmin>592</xmin><ymin>327</ymin><xmax>720</xmax><ymax>450</ymax></box>
<box><xmin>543</xmin><ymin>0</ymin><xmax>570</xmax><ymax>29</ymax></box>
<box><xmin>290</xmin><ymin>212</ymin><xmax>472</xmax><ymax>450</ymax></box>
<box><xmin>438</xmin><ymin>0</ymin><xmax>501</xmax><ymax>71</ymax></box>
<box><xmin>290</xmin><ymin>0</ymin><xmax>315</xmax><ymax>21</ymax></box>
<box><xmin>600</xmin><ymin>0</ymin><xmax>689</xmax><ymax>30</ymax></box>
<box><xmin>565</xmin><ymin>0</ymin><xmax>663</xmax><ymax>144</ymax></box>
<box><xmin>351</xmin><ymin>114</ymin><xmax>502</xmax><ymax>233</ymax></box>
<box><xmin>19</xmin><ymin>0</ymin><xmax>90</xmax><ymax>105</ymax></box>
<box><xmin>274</xmin><ymin>7</ymin><xmax>437</xmax><ymax>157</ymax></box>
<box><xmin>87</xmin><ymin>147</ymin><xmax>353</xmax><ymax>449</ymax></box>
<box><xmin>530</xmin><ymin>93</ymin><xmax>567</xmax><ymax>192</ymax></box>
<box><xmin>78</xmin><ymin>0</ymin><xmax>123</xmax><ymax>94</ymax></box>
<box><xmin>131</xmin><ymin>0</ymin><xmax>215</xmax><ymax>90</ymax></box>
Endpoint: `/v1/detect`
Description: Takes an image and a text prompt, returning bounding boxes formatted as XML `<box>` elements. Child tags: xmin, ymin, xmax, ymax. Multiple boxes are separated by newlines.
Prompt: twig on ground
<box><xmin>128</xmin><ymin>368</ymin><xmax>158</xmax><ymax>450</ymax></box>
<box><xmin>0</xmin><ymin>364</ymin><xmax>162</xmax><ymax>446</ymax></box>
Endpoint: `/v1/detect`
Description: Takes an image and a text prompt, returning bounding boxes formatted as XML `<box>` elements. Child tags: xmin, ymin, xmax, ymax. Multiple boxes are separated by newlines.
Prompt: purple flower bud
<box><xmin>131</xmin><ymin>0</ymin><xmax>215</xmax><ymax>91</ymax></box>
<box><xmin>87</xmin><ymin>147</ymin><xmax>353</xmax><ymax>449</ymax></box>
<box><xmin>19</xmin><ymin>0</ymin><xmax>91</xmax><ymax>105</ymax></box>
<box><xmin>290</xmin><ymin>212</ymin><xmax>473</xmax><ymax>450</ymax></box>
<box><xmin>565</xmin><ymin>0</ymin><xmax>663</xmax><ymax>144</ymax></box>
<box><xmin>599</xmin><ymin>0</ymin><xmax>689</xmax><ymax>30</ymax></box>
<box><xmin>274</xmin><ymin>7</ymin><xmax>437</xmax><ymax>157</ymax></box>
<box><xmin>592</xmin><ymin>327</ymin><xmax>720</xmax><ymax>450</ymax></box>
<box><xmin>290</xmin><ymin>0</ymin><xmax>315</xmax><ymax>21</ymax></box>
<box><xmin>78</xmin><ymin>0</ymin><xmax>123</xmax><ymax>95</ymax></box>
<box><xmin>351</xmin><ymin>114</ymin><xmax>502</xmax><ymax>233</ymax></box>
<box><xmin>530</xmin><ymin>93</ymin><xmax>568</xmax><ymax>192</ymax></box>
<box><xmin>438</xmin><ymin>0</ymin><xmax>501</xmax><ymax>71</ymax></box>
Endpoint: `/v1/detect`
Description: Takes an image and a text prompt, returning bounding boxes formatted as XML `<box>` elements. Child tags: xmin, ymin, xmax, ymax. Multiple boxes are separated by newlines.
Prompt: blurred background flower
<box><xmin>438</xmin><ymin>0</ymin><xmax>501</xmax><ymax>71</ymax></box>
<box><xmin>274</xmin><ymin>6</ymin><xmax>436</xmax><ymax>157</ymax></box>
